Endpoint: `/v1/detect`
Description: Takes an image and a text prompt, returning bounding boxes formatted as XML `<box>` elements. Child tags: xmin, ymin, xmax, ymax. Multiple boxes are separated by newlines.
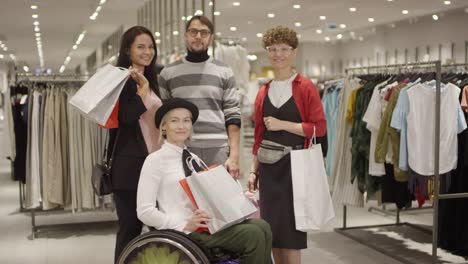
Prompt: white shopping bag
<box><xmin>291</xmin><ymin>131</ymin><xmax>335</xmax><ymax>231</ymax></box>
<box><xmin>185</xmin><ymin>161</ymin><xmax>258</xmax><ymax>234</ymax></box>
<box><xmin>69</xmin><ymin>64</ymin><xmax>130</xmax><ymax>125</ymax></box>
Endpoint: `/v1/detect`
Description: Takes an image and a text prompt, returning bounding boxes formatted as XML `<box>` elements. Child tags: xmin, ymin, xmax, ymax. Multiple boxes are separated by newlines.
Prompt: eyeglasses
<box><xmin>265</xmin><ymin>46</ymin><xmax>294</xmax><ymax>54</ymax></box>
<box><xmin>186</xmin><ymin>28</ymin><xmax>212</xmax><ymax>38</ymax></box>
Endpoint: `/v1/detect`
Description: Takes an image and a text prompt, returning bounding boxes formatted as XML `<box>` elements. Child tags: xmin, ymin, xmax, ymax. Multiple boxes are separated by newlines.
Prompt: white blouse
<box><xmin>137</xmin><ymin>142</ymin><xmax>199</xmax><ymax>233</ymax></box>
<box><xmin>268</xmin><ymin>73</ymin><xmax>297</xmax><ymax>108</ymax></box>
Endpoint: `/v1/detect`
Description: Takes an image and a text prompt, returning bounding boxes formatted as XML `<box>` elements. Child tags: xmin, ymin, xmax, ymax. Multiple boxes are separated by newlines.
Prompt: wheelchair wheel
<box><xmin>118</xmin><ymin>230</ymin><xmax>210</xmax><ymax>264</ymax></box>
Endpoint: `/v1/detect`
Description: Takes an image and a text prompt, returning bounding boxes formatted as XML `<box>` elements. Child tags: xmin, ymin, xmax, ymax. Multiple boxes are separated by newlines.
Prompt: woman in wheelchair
<box><xmin>131</xmin><ymin>98</ymin><xmax>272</xmax><ymax>264</ymax></box>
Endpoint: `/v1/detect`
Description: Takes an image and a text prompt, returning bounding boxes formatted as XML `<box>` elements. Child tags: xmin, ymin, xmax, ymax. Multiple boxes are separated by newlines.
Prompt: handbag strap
<box><xmin>102</xmin><ymin>129</ymin><xmax>120</xmax><ymax>167</ymax></box>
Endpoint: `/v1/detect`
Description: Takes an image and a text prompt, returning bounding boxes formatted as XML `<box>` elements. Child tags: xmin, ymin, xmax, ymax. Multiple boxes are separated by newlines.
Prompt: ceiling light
<box><xmin>156</xmin><ymin>39</ymin><xmax>161</xmax><ymax>44</ymax></box>
<box><xmin>293</xmin><ymin>4</ymin><xmax>301</xmax><ymax>9</ymax></box>
<box><xmin>230</xmin><ymin>26</ymin><xmax>237</xmax><ymax>31</ymax></box>
<box><xmin>3</xmin><ymin>47</ymin><xmax>8</xmax><ymax>51</ymax></box>
<box><xmin>31</xmin><ymin>5</ymin><xmax>38</xmax><ymax>9</ymax></box>
<box><xmin>23</xmin><ymin>66</ymin><xmax>29</xmax><ymax>72</ymax></box>
<box><xmin>35</xmin><ymin>32</ymin><xmax>41</xmax><ymax>37</ymax></box>
<box><xmin>444</xmin><ymin>1</ymin><xmax>451</xmax><ymax>5</ymax></box>
<box><xmin>214</xmin><ymin>11</ymin><xmax>221</xmax><ymax>16</ymax></box>
<box><xmin>368</xmin><ymin>18</ymin><xmax>375</xmax><ymax>22</ymax></box>
<box><xmin>233</xmin><ymin>2</ymin><xmax>240</xmax><ymax>6</ymax></box>
<box><xmin>209</xmin><ymin>1</ymin><xmax>213</xmax><ymax>6</ymax></box>
<box><xmin>297</xmin><ymin>34</ymin><xmax>302</xmax><ymax>38</ymax></box>
<box><xmin>173</xmin><ymin>31</ymin><xmax>179</xmax><ymax>35</ymax></box>
<box><xmin>247</xmin><ymin>55</ymin><xmax>258</xmax><ymax>61</ymax></box>
<box><xmin>350</xmin><ymin>31</ymin><xmax>356</xmax><ymax>37</ymax></box>
<box><xmin>0</xmin><ymin>54</ymin><xmax>4</xmax><ymax>59</ymax></box>
<box><xmin>316</xmin><ymin>29</ymin><xmax>323</xmax><ymax>34</ymax></box>
<box><xmin>337</xmin><ymin>34</ymin><xmax>343</xmax><ymax>39</ymax></box>
<box><xmin>33</xmin><ymin>21</ymin><xmax>40</xmax><ymax>26</ymax></box>
<box><xmin>186</xmin><ymin>15</ymin><xmax>193</xmax><ymax>21</ymax></box>
<box><xmin>267</xmin><ymin>13</ymin><xmax>275</xmax><ymax>18</ymax></box>
<box><xmin>349</xmin><ymin>7</ymin><xmax>357</xmax><ymax>12</ymax></box>
<box><xmin>96</xmin><ymin>6</ymin><xmax>102</xmax><ymax>12</ymax></box>
<box><xmin>32</xmin><ymin>14</ymin><xmax>38</xmax><ymax>18</ymax></box>
<box><xmin>241</xmin><ymin>37</ymin><xmax>247</xmax><ymax>41</ymax></box>
<box><xmin>257</xmin><ymin>33</ymin><xmax>263</xmax><ymax>38</ymax></box>
<box><xmin>320</xmin><ymin>16</ymin><xmax>326</xmax><ymax>20</ymax></box>
<box><xmin>325</xmin><ymin>37</ymin><xmax>331</xmax><ymax>42</ymax></box>
<box><xmin>155</xmin><ymin>32</ymin><xmax>161</xmax><ymax>37</ymax></box>
<box><xmin>216</xmin><ymin>32</ymin><xmax>222</xmax><ymax>36</ymax></box>
<box><xmin>432</xmin><ymin>14</ymin><xmax>439</xmax><ymax>20</ymax></box>
<box><xmin>340</xmin><ymin>24</ymin><xmax>346</xmax><ymax>28</ymax></box>
<box><xmin>59</xmin><ymin>65</ymin><xmax>65</xmax><ymax>73</ymax></box>
<box><xmin>72</xmin><ymin>45</ymin><xmax>78</xmax><ymax>50</ymax></box>
<box><xmin>194</xmin><ymin>10</ymin><xmax>203</xmax><ymax>15</ymax></box>
<box><xmin>402</xmin><ymin>10</ymin><xmax>409</xmax><ymax>15</ymax></box>
<box><xmin>36</xmin><ymin>37</ymin><xmax>41</xmax><ymax>41</ymax></box>
<box><xmin>34</xmin><ymin>27</ymin><xmax>40</xmax><ymax>32</ymax></box>
<box><xmin>387</xmin><ymin>0</ymin><xmax>393</xmax><ymax>2</ymax></box>
<box><xmin>181</xmin><ymin>16</ymin><xmax>186</xmax><ymax>21</ymax></box>
<box><xmin>100</xmin><ymin>0</ymin><xmax>106</xmax><ymax>4</ymax></box>
<box><xmin>294</xmin><ymin>22</ymin><xmax>302</xmax><ymax>27</ymax></box>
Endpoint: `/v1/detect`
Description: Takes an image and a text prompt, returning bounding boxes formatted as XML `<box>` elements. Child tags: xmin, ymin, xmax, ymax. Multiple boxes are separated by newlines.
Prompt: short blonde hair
<box><xmin>262</xmin><ymin>26</ymin><xmax>298</xmax><ymax>49</ymax></box>
<box><xmin>158</xmin><ymin>109</ymin><xmax>194</xmax><ymax>144</ymax></box>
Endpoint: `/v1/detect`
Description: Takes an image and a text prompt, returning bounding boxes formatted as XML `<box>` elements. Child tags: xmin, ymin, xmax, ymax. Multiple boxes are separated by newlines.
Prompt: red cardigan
<box><xmin>252</xmin><ymin>73</ymin><xmax>326</xmax><ymax>155</ymax></box>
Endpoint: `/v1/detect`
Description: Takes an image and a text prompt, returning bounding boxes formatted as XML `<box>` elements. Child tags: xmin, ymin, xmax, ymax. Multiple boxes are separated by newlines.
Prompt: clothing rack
<box><xmin>337</xmin><ymin>60</ymin><xmax>468</xmax><ymax>264</ymax></box>
<box><xmin>10</xmin><ymin>73</ymin><xmax>117</xmax><ymax>239</ymax></box>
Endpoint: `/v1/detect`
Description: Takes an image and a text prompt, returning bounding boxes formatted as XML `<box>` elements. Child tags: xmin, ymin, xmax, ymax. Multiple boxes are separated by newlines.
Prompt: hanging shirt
<box><xmin>139</xmin><ymin>91</ymin><xmax>162</xmax><ymax>154</ymax></box>
<box><xmin>405</xmin><ymin>82</ymin><xmax>467</xmax><ymax>175</ymax></box>
<box><xmin>362</xmin><ymin>80</ymin><xmax>388</xmax><ymax>176</ymax></box>
<box><xmin>462</xmin><ymin>86</ymin><xmax>468</xmax><ymax>112</ymax></box>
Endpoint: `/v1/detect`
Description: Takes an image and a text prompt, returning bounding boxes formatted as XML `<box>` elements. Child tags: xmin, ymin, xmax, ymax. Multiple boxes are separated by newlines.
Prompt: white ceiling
<box><xmin>0</xmin><ymin>0</ymin><xmax>467</xmax><ymax>73</ymax></box>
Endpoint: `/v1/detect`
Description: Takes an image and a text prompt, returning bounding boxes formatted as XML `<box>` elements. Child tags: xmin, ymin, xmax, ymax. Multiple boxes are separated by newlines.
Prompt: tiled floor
<box><xmin>0</xmin><ymin>121</ymin><xmax>460</xmax><ymax>264</ymax></box>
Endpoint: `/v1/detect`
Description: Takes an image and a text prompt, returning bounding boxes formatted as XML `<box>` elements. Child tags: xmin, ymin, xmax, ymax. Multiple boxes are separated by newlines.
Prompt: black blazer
<box><xmin>109</xmin><ymin>79</ymin><xmax>149</xmax><ymax>190</ymax></box>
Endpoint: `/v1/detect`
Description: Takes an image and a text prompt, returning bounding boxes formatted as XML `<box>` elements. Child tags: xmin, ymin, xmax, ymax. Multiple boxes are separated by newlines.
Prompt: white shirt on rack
<box><xmin>268</xmin><ymin>73</ymin><xmax>298</xmax><ymax>108</ymax></box>
<box><xmin>406</xmin><ymin>82</ymin><xmax>467</xmax><ymax>175</ymax></box>
<box><xmin>137</xmin><ymin>142</ymin><xmax>199</xmax><ymax>233</ymax></box>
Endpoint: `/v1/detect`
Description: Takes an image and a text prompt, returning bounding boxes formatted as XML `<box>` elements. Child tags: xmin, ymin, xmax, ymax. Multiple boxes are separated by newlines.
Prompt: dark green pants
<box><xmin>190</xmin><ymin>219</ymin><xmax>272</xmax><ymax>264</ymax></box>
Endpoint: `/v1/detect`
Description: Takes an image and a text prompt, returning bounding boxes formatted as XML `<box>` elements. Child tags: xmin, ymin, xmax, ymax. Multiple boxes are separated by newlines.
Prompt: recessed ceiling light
<box><xmin>402</xmin><ymin>10</ymin><xmax>409</xmax><ymax>15</ymax></box>
<box><xmin>3</xmin><ymin>47</ymin><xmax>8</xmax><ymax>51</ymax></box>
<box><xmin>194</xmin><ymin>10</ymin><xmax>203</xmax><ymax>15</ymax></box>
<box><xmin>173</xmin><ymin>31</ymin><xmax>179</xmax><ymax>35</ymax></box>
<box><xmin>72</xmin><ymin>45</ymin><xmax>78</xmax><ymax>50</ymax></box>
<box><xmin>31</xmin><ymin>5</ymin><xmax>38</xmax><ymax>9</ymax></box>
<box><xmin>0</xmin><ymin>54</ymin><xmax>4</xmax><ymax>59</ymax></box>
<box><xmin>209</xmin><ymin>1</ymin><xmax>213</xmax><ymax>6</ymax></box>
<box><xmin>257</xmin><ymin>33</ymin><xmax>263</xmax><ymax>38</ymax></box>
<box><xmin>156</xmin><ymin>39</ymin><xmax>161</xmax><ymax>44</ymax></box>
<box><xmin>100</xmin><ymin>0</ymin><xmax>106</xmax><ymax>4</ymax></box>
<box><xmin>230</xmin><ymin>26</ymin><xmax>237</xmax><ymax>31</ymax></box>
<box><xmin>214</xmin><ymin>11</ymin><xmax>221</xmax><ymax>16</ymax></box>
<box><xmin>294</xmin><ymin>22</ymin><xmax>302</xmax><ymax>27</ymax></box>
<box><xmin>267</xmin><ymin>13</ymin><xmax>275</xmax><ymax>18</ymax></box>
<box><xmin>325</xmin><ymin>37</ymin><xmax>331</xmax><ymax>41</ymax></box>
<box><xmin>387</xmin><ymin>0</ymin><xmax>393</xmax><ymax>2</ymax></box>
<box><xmin>316</xmin><ymin>29</ymin><xmax>323</xmax><ymax>34</ymax></box>
<box><xmin>181</xmin><ymin>16</ymin><xmax>186</xmax><ymax>21</ymax></box>
<box><xmin>320</xmin><ymin>16</ymin><xmax>326</xmax><ymax>20</ymax></box>
<box><xmin>23</xmin><ymin>66</ymin><xmax>29</xmax><ymax>72</ymax></box>
<box><xmin>293</xmin><ymin>4</ymin><xmax>301</xmax><ymax>9</ymax></box>
<box><xmin>233</xmin><ymin>2</ymin><xmax>240</xmax><ymax>6</ymax></box>
<box><xmin>33</xmin><ymin>21</ymin><xmax>40</xmax><ymax>26</ymax></box>
<box><xmin>337</xmin><ymin>34</ymin><xmax>343</xmax><ymax>39</ymax></box>
<box><xmin>340</xmin><ymin>24</ymin><xmax>346</xmax><ymax>28</ymax></box>
<box><xmin>155</xmin><ymin>32</ymin><xmax>161</xmax><ymax>37</ymax></box>
<box><xmin>368</xmin><ymin>18</ymin><xmax>375</xmax><ymax>22</ymax></box>
<box><xmin>34</xmin><ymin>27</ymin><xmax>40</xmax><ymax>32</ymax></box>
<box><xmin>432</xmin><ymin>14</ymin><xmax>439</xmax><ymax>20</ymax></box>
<box><xmin>349</xmin><ymin>7</ymin><xmax>357</xmax><ymax>12</ymax></box>
<box><xmin>32</xmin><ymin>14</ymin><xmax>38</xmax><ymax>18</ymax></box>
<box><xmin>444</xmin><ymin>1</ymin><xmax>451</xmax><ymax>5</ymax></box>
<box><xmin>216</xmin><ymin>32</ymin><xmax>222</xmax><ymax>36</ymax></box>
<box><xmin>297</xmin><ymin>34</ymin><xmax>302</xmax><ymax>38</ymax></box>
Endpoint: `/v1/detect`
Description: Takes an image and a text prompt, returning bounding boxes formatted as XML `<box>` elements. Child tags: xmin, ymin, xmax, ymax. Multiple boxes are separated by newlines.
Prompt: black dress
<box><xmin>258</xmin><ymin>94</ymin><xmax>307</xmax><ymax>249</ymax></box>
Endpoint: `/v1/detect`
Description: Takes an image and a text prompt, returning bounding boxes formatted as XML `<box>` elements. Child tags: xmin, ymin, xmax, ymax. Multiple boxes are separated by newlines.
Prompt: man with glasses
<box><xmin>159</xmin><ymin>16</ymin><xmax>241</xmax><ymax>178</ymax></box>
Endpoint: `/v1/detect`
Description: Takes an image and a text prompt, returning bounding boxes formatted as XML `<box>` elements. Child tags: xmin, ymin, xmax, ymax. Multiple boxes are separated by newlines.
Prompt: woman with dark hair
<box><xmin>109</xmin><ymin>25</ymin><xmax>162</xmax><ymax>262</ymax></box>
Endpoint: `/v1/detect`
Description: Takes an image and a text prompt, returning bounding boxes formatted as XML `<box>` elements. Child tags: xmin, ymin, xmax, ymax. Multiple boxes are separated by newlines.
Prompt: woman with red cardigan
<box><xmin>248</xmin><ymin>26</ymin><xmax>326</xmax><ymax>264</ymax></box>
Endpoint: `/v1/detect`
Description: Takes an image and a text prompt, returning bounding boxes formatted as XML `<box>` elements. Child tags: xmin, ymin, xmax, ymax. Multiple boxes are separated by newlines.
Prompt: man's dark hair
<box><xmin>185</xmin><ymin>15</ymin><xmax>214</xmax><ymax>33</ymax></box>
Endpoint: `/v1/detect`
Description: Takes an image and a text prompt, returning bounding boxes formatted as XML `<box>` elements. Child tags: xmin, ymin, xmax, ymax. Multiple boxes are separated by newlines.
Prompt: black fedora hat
<box><xmin>154</xmin><ymin>98</ymin><xmax>199</xmax><ymax>129</ymax></box>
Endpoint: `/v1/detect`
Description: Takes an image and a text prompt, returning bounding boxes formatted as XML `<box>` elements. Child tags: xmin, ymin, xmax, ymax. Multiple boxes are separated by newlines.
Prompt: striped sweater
<box><xmin>159</xmin><ymin>57</ymin><xmax>241</xmax><ymax>148</ymax></box>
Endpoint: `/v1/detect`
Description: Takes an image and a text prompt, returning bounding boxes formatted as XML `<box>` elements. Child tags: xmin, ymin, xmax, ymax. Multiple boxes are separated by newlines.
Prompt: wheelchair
<box><xmin>117</xmin><ymin>229</ymin><xmax>240</xmax><ymax>264</ymax></box>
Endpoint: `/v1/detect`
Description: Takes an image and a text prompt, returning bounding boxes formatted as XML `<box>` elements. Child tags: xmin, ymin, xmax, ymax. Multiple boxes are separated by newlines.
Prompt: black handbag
<box><xmin>92</xmin><ymin>130</ymin><xmax>119</xmax><ymax>196</ymax></box>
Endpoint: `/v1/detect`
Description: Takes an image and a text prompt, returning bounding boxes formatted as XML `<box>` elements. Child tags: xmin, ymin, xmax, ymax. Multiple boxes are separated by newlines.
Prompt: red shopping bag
<box><xmin>99</xmin><ymin>101</ymin><xmax>119</xmax><ymax>129</ymax></box>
